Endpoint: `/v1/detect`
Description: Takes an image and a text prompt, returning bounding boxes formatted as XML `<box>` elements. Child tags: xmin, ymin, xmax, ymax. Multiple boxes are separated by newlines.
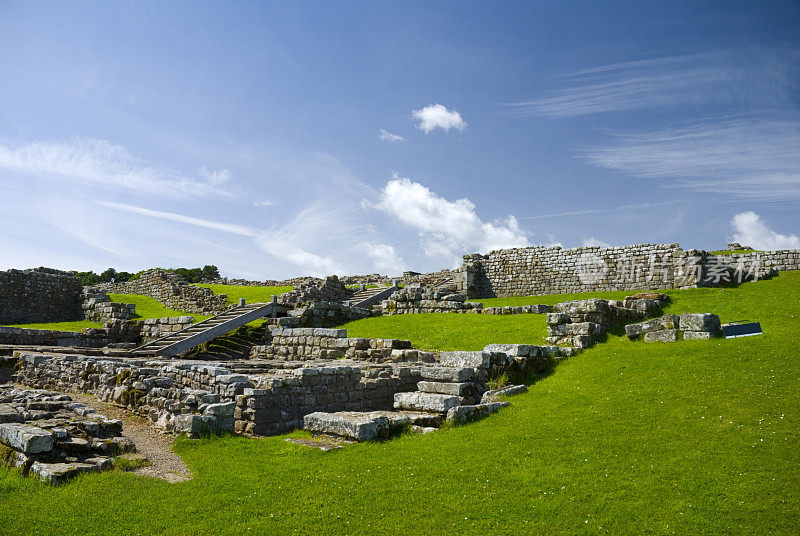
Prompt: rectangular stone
<box><xmin>420</xmin><ymin>366</ymin><xmax>475</xmax><ymax>382</ymax></box>
<box><xmin>393</xmin><ymin>392</ymin><xmax>461</xmax><ymax>413</ymax></box>
<box><xmin>625</xmin><ymin>314</ymin><xmax>679</xmax><ymax>339</ymax></box>
<box><xmin>417</xmin><ymin>381</ymin><xmax>478</xmax><ymax>396</ymax></box>
<box><xmin>683</xmin><ymin>331</ymin><xmax>713</xmax><ymax>340</ymax></box>
<box><xmin>303</xmin><ymin>411</ymin><xmax>389</xmax><ymax>441</ymax></box>
<box><xmin>0</xmin><ymin>423</ymin><xmax>54</xmax><ymax>454</ymax></box>
<box><xmin>679</xmin><ymin>313</ymin><xmax>721</xmax><ymax>333</ymax></box>
<box><xmin>643</xmin><ymin>329</ymin><xmax>679</xmax><ymax>343</ymax></box>
<box><xmin>438</xmin><ymin>351</ymin><xmax>488</xmax><ymax>369</ymax></box>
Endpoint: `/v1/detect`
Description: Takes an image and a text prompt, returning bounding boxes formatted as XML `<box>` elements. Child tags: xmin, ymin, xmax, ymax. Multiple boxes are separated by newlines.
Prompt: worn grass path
<box><xmin>1</xmin><ymin>273</ymin><xmax>798</xmax><ymax>534</ymax></box>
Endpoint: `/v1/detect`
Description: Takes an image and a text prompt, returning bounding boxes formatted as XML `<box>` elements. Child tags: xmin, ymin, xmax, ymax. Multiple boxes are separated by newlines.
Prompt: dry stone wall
<box><xmin>0</xmin><ymin>321</ymin><xmax>141</xmax><ymax>348</ymax></box>
<box><xmin>254</xmin><ymin>327</ymin><xmax>437</xmax><ymax>363</ymax></box>
<box><xmin>0</xmin><ymin>268</ymin><xmax>83</xmax><ymax>324</ymax></box>
<box><xmin>458</xmin><ymin>244</ymin><xmax>799</xmax><ymax>298</ymax></box>
<box><xmin>379</xmin><ymin>286</ymin><xmax>483</xmax><ymax>315</ymax></box>
<box><xmin>94</xmin><ymin>270</ymin><xmax>227</xmax><ymax>315</ymax></box>
<box><xmin>236</xmin><ymin>364</ymin><xmax>423</xmax><ymax>436</ymax></box>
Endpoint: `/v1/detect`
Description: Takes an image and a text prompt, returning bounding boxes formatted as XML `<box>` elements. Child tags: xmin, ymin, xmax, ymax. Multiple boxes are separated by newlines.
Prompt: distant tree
<box><xmin>72</xmin><ymin>271</ymin><xmax>101</xmax><ymax>286</ymax></box>
<box><xmin>116</xmin><ymin>271</ymin><xmax>133</xmax><ymax>282</ymax></box>
<box><xmin>100</xmin><ymin>267</ymin><xmax>117</xmax><ymax>282</ymax></box>
<box><xmin>202</xmin><ymin>265</ymin><xmax>220</xmax><ymax>280</ymax></box>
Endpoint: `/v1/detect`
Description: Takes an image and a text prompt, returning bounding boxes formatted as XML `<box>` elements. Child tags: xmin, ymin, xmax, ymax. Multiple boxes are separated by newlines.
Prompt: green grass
<box><xmin>109</xmin><ymin>293</ymin><xmax>211</xmax><ymax>323</ymax></box>
<box><xmin>340</xmin><ymin>313</ymin><xmax>550</xmax><ymax>350</ymax></box>
<box><xmin>0</xmin><ymin>294</ymin><xmax>211</xmax><ymax>332</ymax></box>
<box><xmin>710</xmin><ymin>249</ymin><xmax>759</xmax><ymax>255</ymax></box>
<box><xmin>1</xmin><ymin>272</ymin><xmax>799</xmax><ymax>535</ymax></box>
<box><xmin>0</xmin><ymin>320</ymin><xmax>104</xmax><ymax>331</ymax></box>
<box><xmin>193</xmin><ymin>284</ymin><xmax>292</xmax><ymax>305</ymax></box>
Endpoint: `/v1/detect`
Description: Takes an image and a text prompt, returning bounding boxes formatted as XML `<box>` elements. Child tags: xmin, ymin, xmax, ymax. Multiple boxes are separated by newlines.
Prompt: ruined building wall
<box><xmin>458</xmin><ymin>244</ymin><xmax>800</xmax><ymax>299</ymax></box>
<box><xmin>0</xmin><ymin>268</ymin><xmax>83</xmax><ymax>324</ymax></box>
<box><xmin>94</xmin><ymin>270</ymin><xmax>228</xmax><ymax>315</ymax></box>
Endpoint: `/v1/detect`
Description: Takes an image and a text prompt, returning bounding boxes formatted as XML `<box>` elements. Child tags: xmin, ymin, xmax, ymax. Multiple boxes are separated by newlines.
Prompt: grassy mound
<box><xmin>1</xmin><ymin>273</ymin><xmax>798</xmax><ymax>534</ymax></box>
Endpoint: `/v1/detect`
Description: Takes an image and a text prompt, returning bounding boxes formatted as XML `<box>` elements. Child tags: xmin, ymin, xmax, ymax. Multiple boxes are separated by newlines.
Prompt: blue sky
<box><xmin>1</xmin><ymin>1</ymin><xmax>799</xmax><ymax>279</ymax></box>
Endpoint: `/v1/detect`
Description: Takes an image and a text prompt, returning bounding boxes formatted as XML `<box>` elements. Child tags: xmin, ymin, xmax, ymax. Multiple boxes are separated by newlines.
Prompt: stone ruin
<box><xmin>2</xmin><ymin>241</ymin><xmax>798</xmax><ymax>481</ymax></box>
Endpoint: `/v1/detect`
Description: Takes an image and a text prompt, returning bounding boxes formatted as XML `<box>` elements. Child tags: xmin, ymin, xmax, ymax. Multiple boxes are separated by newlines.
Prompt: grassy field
<box><xmin>1</xmin><ymin>273</ymin><xmax>798</xmax><ymax>534</ymax></box>
<box><xmin>0</xmin><ymin>294</ymin><xmax>210</xmax><ymax>332</ymax></box>
<box><xmin>193</xmin><ymin>284</ymin><xmax>292</xmax><ymax>305</ymax></box>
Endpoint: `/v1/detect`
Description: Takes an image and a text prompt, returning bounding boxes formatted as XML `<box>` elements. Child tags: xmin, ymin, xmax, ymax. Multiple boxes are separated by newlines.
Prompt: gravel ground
<box><xmin>73</xmin><ymin>393</ymin><xmax>193</xmax><ymax>483</ymax></box>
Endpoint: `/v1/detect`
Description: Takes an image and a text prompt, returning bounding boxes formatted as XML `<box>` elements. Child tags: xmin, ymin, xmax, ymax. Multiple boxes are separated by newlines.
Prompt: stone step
<box><xmin>417</xmin><ymin>381</ymin><xmax>481</xmax><ymax>397</ymax></box>
<box><xmin>303</xmin><ymin>410</ymin><xmax>442</xmax><ymax>441</ymax></box>
<box><xmin>419</xmin><ymin>366</ymin><xmax>476</xmax><ymax>383</ymax></box>
<box><xmin>393</xmin><ymin>392</ymin><xmax>461</xmax><ymax>413</ymax></box>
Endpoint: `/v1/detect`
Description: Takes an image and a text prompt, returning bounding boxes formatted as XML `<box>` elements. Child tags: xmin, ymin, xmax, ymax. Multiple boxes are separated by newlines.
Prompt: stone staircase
<box><xmin>341</xmin><ymin>283</ymin><xmax>398</xmax><ymax>308</ymax></box>
<box><xmin>134</xmin><ymin>302</ymin><xmax>278</xmax><ymax>358</ymax></box>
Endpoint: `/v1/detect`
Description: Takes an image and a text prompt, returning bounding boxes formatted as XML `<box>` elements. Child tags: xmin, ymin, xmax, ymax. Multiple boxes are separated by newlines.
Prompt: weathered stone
<box><xmin>643</xmin><ymin>329</ymin><xmax>679</xmax><ymax>343</ymax></box>
<box><xmin>679</xmin><ymin>313</ymin><xmax>721</xmax><ymax>333</ymax></box>
<box><xmin>683</xmin><ymin>331</ymin><xmax>713</xmax><ymax>340</ymax></box>
<box><xmin>625</xmin><ymin>314</ymin><xmax>680</xmax><ymax>339</ymax></box>
<box><xmin>0</xmin><ymin>404</ymin><xmax>23</xmax><ymax>424</ymax></box>
<box><xmin>446</xmin><ymin>402</ymin><xmax>509</xmax><ymax>424</ymax></box>
<box><xmin>304</xmin><ymin>411</ymin><xmax>389</xmax><ymax>441</ymax></box>
<box><xmin>393</xmin><ymin>392</ymin><xmax>461</xmax><ymax>413</ymax></box>
<box><xmin>204</xmin><ymin>401</ymin><xmax>236</xmax><ymax>418</ymax></box>
<box><xmin>173</xmin><ymin>414</ymin><xmax>204</xmax><ymax>436</ymax></box>
<box><xmin>417</xmin><ymin>381</ymin><xmax>478</xmax><ymax>396</ymax></box>
<box><xmin>438</xmin><ymin>351</ymin><xmax>488</xmax><ymax>369</ymax></box>
<box><xmin>0</xmin><ymin>423</ymin><xmax>54</xmax><ymax>454</ymax></box>
<box><xmin>419</xmin><ymin>367</ymin><xmax>475</xmax><ymax>383</ymax></box>
<box><xmin>29</xmin><ymin>461</ymin><xmax>98</xmax><ymax>485</ymax></box>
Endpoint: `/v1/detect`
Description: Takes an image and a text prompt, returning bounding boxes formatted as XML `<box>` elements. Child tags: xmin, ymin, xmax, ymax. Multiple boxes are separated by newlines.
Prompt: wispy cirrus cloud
<box><xmin>0</xmin><ymin>138</ymin><xmax>235</xmax><ymax>198</ymax></box>
<box><xmin>509</xmin><ymin>49</ymin><xmax>798</xmax><ymax>117</ymax></box>
<box><xmin>582</xmin><ymin>112</ymin><xmax>800</xmax><ymax>201</ymax></box>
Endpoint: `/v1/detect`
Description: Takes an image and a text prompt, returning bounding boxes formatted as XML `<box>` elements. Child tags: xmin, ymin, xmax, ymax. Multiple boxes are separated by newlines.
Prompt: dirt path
<box><xmin>73</xmin><ymin>393</ymin><xmax>193</xmax><ymax>483</ymax></box>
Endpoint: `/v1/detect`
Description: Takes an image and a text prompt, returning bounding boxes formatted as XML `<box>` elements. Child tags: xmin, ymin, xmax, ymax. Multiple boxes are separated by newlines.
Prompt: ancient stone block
<box><xmin>303</xmin><ymin>411</ymin><xmax>389</xmax><ymax>441</ymax></box>
<box><xmin>0</xmin><ymin>423</ymin><xmax>54</xmax><ymax>454</ymax></box>
<box><xmin>625</xmin><ymin>314</ymin><xmax>680</xmax><ymax>339</ymax></box>
<box><xmin>679</xmin><ymin>313</ymin><xmax>721</xmax><ymax>333</ymax></box>
<box><xmin>393</xmin><ymin>392</ymin><xmax>461</xmax><ymax>413</ymax></box>
<box><xmin>643</xmin><ymin>329</ymin><xmax>679</xmax><ymax>343</ymax></box>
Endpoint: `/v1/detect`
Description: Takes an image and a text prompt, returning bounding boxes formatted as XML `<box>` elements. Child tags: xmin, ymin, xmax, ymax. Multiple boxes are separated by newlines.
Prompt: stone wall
<box><xmin>0</xmin><ymin>268</ymin><xmax>83</xmax><ymax>324</ymax></box>
<box><xmin>253</xmin><ymin>327</ymin><xmax>437</xmax><ymax>363</ymax></box>
<box><xmin>15</xmin><ymin>353</ymin><xmax>252</xmax><ymax>434</ymax></box>
<box><xmin>94</xmin><ymin>270</ymin><xmax>228</xmax><ymax>315</ymax></box>
<box><xmin>0</xmin><ymin>321</ymin><xmax>141</xmax><ymax>348</ymax></box>
<box><xmin>458</xmin><ymin>244</ymin><xmax>799</xmax><ymax>298</ymax></box>
<box><xmin>236</xmin><ymin>364</ymin><xmax>423</xmax><ymax>436</ymax></box>
<box><xmin>272</xmin><ymin>300</ymin><xmax>372</xmax><ymax>329</ymax></box>
<box><xmin>81</xmin><ymin>288</ymin><xmax>135</xmax><ymax>322</ymax></box>
<box><xmin>139</xmin><ymin>316</ymin><xmax>195</xmax><ymax>343</ymax></box>
<box><xmin>379</xmin><ymin>286</ymin><xmax>483</xmax><ymax>315</ymax></box>
<box><xmin>277</xmin><ymin>275</ymin><xmax>351</xmax><ymax>307</ymax></box>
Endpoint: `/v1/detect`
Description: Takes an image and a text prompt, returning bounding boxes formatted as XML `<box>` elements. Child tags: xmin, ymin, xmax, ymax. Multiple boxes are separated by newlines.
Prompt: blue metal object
<box><xmin>722</xmin><ymin>322</ymin><xmax>763</xmax><ymax>338</ymax></box>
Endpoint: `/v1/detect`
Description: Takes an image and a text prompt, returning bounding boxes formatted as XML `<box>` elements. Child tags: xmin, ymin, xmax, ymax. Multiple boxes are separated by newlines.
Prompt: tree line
<box><xmin>72</xmin><ymin>265</ymin><xmax>221</xmax><ymax>286</ymax></box>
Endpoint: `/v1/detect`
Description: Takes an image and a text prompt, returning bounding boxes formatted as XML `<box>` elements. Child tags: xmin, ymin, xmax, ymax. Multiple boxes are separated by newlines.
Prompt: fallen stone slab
<box><xmin>679</xmin><ymin>313</ymin><xmax>721</xmax><ymax>333</ymax></box>
<box><xmin>0</xmin><ymin>423</ymin><xmax>54</xmax><ymax>454</ymax></box>
<box><xmin>29</xmin><ymin>461</ymin><xmax>99</xmax><ymax>485</ymax></box>
<box><xmin>446</xmin><ymin>402</ymin><xmax>509</xmax><ymax>424</ymax></box>
<box><xmin>683</xmin><ymin>331</ymin><xmax>713</xmax><ymax>340</ymax></box>
<box><xmin>304</xmin><ymin>411</ymin><xmax>390</xmax><ymax>441</ymax></box>
<box><xmin>393</xmin><ymin>392</ymin><xmax>461</xmax><ymax>413</ymax></box>
<box><xmin>438</xmin><ymin>351</ymin><xmax>488</xmax><ymax>369</ymax></box>
<box><xmin>643</xmin><ymin>329</ymin><xmax>679</xmax><ymax>343</ymax></box>
<box><xmin>625</xmin><ymin>314</ymin><xmax>680</xmax><ymax>339</ymax></box>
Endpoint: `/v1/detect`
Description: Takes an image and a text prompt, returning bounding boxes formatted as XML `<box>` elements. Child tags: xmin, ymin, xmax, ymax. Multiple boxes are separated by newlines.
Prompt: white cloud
<box><xmin>253</xmin><ymin>200</ymin><xmax>273</xmax><ymax>207</ymax></box>
<box><xmin>374</xmin><ymin>177</ymin><xmax>528</xmax><ymax>263</ymax></box>
<box><xmin>582</xmin><ymin>237</ymin><xmax>611</xmax><ymax>248</ymax></box>
<box><xmin>0</xmin><ymin>138</ymin><xmax>234</xmax><ymax>198</ymax></box>
<box><xmin>411</xmin><ymin>104</ymin><xmax>467</xmax><ymax>133</ymax></box>
<box><xmin>378</xmin><ymin>129</ymin><xmax>405</xmax><ymax>143</ymax></box>
<box><xmin>583</xmin><ymin>113</ymin><xmax>800</xmax><ymax>201</ymax></box>
<box><xmin>510</xmin><ymin>49</ymin><xmax>798</xmax><ymax>117</ymax></box>
<box><xmin>362</xmin><ymin>242</ymin><xmax>406</xmax><ymax>275</ymax></box>
<box><xmin>731</xmin><ymin>211</ymin><xmax>800</xmax><ymax>250</ymax></box>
